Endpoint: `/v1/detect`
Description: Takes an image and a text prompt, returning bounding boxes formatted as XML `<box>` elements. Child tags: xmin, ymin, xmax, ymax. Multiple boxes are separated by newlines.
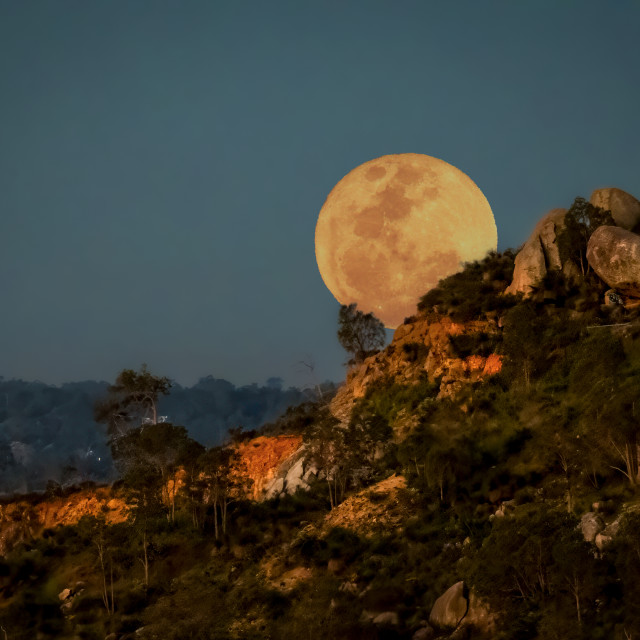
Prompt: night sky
<box><xmin>2</xmin><ymin>1</ymin><xmax>639</xmax><ymax>389</ymax></box>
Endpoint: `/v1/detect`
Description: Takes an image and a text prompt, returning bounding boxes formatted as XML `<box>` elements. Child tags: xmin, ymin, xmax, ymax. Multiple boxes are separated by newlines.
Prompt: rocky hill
<box><xmin>4</xmin><ymin>187</ymin><xmax>640</xmax><ymax>640</ymax></box>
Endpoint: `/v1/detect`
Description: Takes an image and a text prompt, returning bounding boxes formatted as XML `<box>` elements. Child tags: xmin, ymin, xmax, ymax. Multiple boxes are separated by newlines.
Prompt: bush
<box><xmin>418</xmin><ymin>250</ymin><xmax>518</xmax><ymax>322</ymax></box>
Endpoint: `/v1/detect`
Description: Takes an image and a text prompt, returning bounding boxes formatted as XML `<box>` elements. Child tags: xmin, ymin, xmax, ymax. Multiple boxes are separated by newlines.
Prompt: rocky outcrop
<box><xmin>262</xmin><ymin>448</ymin><xmax>318</xmax><ymax>499</ymax></box>
<box><xmin>590</xmin><ymin>188</ymin><xmax>640</xmax><ymax>231</ymax></box>
<box><xmin>0</xmin><ymin>487</ymin><xmax>128</xmax><ymax>555</ymax></box>
<box><xmin>586</xmin><ymin>225</ymin><xmax>640</xmax><ymax>297</ymax></box>
<box><xmin>330</xmin><ymin>314</ymin><xmax>502</xmax><ymax>428</ymax></box>
<box><xmin>507</xmin><ymin>188</ymin><xmax>640</xmax><ymax>298</ymax></box>
<box><xmin>233</xmin><ymin>435</ymin><xmax>308</xmax><ymax>500</ymax></box>
<box><xmin>506</xmin><ymin>208</ymin><xmax>580</xmax><ymax>295</ymax></box>
<box><xmin>429</xmin><ymin>581</ymin><xmax>468</xmax><ymax>629</ymax></box>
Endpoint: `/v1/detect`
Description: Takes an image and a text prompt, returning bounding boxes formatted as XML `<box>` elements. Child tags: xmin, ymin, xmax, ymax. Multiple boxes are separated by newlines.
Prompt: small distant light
<box><xmin>98</xmin><ymin>457</ymin><xmax>101</xmax><ymax>461</ymax></box>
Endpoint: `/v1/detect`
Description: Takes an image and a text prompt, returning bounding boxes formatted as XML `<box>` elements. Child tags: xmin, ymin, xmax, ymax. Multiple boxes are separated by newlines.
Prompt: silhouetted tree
<box><xmin>558</xmin><ymin>196</ymin><xmax>614</xmax><ymax>277</ymax></box>
<box><xmin>94</xmin><ymin>365</ymin><xmax>171</xmax><ymax>439</ymax></box>
<box><xmin>337</xmin><ymin>303</ymin><xmax>386</xmax><ymax>365</ymax></box>
<box><xmin>114</xmin><ymin>422</ymin><xmax>201</xmax><ymax>522</ymax></box>
<box><xmin>194</xmin><ymin>446</ymin><xmax>251</xmax><ymax>538</ymax></box>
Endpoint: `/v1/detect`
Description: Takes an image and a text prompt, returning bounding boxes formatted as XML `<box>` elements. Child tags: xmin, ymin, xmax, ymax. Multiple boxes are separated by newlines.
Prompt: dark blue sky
<box><xmin>2</xmin><ymin>1</ymin><xmax>639</xmax><ymax>388</ymax></box>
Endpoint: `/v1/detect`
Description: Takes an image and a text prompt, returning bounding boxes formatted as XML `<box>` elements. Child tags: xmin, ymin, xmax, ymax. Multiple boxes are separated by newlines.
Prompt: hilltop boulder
<box><xmin>590</xmin><ymin>188</ymin><xmax>640</xmax><ymax>231</ymax></box>
<box><xmin>586</xmin><ymin>226</ymin><xmax>640</xmax><ymax>297</ymax></box>
<box><xmin>506</xmin><ymin>208</ymin><xmax>579</xmax><ymax>295</ymax></box>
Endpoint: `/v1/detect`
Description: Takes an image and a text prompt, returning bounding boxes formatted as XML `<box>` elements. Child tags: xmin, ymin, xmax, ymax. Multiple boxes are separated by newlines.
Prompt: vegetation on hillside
<box><xmin>4</xmin><ymin>207</ymin><xmax>640</xmax><ymax>639</ymax></box>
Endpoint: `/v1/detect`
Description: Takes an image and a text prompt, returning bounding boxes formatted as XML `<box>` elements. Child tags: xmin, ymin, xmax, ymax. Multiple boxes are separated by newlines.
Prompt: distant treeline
<box><xmin>0</xmin><ymin>375</ymin><xmax>332</xmax><ymax>494</ymax></box>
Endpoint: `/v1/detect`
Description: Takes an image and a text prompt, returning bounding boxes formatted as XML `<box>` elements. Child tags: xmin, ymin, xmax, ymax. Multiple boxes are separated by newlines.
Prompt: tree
<box><xmin>113</xmin><ymin>422</ymin><xmax>202</xmax><ymax>522</ymax></box>
<box><xmin>304</xmin><ymin>406</ymin><xmax>392</xmax><ymax>508</ymax></box>
<box><xmin>558</xmin><ymin>197</ymin><xmax>614</xmax><ymax>277</ymax></box>
<box><xmin>94</xmin><ymin>364</ymin><xmax>171</xmax><ymax>439</ymax></box>
<box><xmin>337</xmin><ymin>303</ymin><xmax>386</xmax><ymax>365</ymax></box>
<box><xmin>501</xmin><ymin>303</ymin><xmax>545</xmax><ymax>390</ymax></box>
<box><xmin>467</xmin><ymin>504</ymin><xmax>600</xmax><ymax>635</ymax></box>
<box><xmin>194</xmin><ymin>446</ymin><xmax>251</xmax><ymax>539</ymax></box>
<box><xmin>569</xmin><ymin>332</ymin><xmax>640</xmax><ymax>486</ymax></box>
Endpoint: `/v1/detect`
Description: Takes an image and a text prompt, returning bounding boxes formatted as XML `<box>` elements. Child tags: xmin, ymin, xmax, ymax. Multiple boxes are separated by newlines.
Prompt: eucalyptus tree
<box><xmin>94</xmin><ymin>364</ymin><xmax>172</xmax><ymax>439</ymax></box>
<box><xmin>337</xmin><ymin>303</ymin><xmax>386</xmax><ymax>365</ymax></box>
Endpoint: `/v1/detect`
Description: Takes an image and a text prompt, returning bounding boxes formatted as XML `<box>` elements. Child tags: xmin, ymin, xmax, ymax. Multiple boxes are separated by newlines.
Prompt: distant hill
<box><xmin>0</xmin><ymin>375</ymin><xmax>331</xmax><ymax>494</ymax></box>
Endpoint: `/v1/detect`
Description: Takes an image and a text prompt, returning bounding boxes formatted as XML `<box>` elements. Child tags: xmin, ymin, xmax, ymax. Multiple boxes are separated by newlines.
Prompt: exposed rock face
<box><xmin>330</xmin><ymin>314</ymin><xmax>502</xmax><ymax>429</ymax></box>
<box><xmin>429</xmin><ymin>581</ymin><xmax>468</xmax><ymax>629</ymax></box>
<box><xmin>263</xmin><ymin>450</ymin><xmax>318</xmax><ymax>499</ymax></box>
<box><xmin>590</xmin><ymin>188</ymin><xmax>640</xmax><ymax>231</ymax></box>
<box><xmin>233</xmin><ymin>435</ymin><xmax>307</xmax><ymax>500</ymax></box>
<box><xmin>506</xmin><ymin>208</ymin><xmax>580</xmax><ymax>295</ymax></box>
<box><xmin>0</xmin><ymin>487</ymin><xmax>128</xmax><ymax>555</ymax></box>
<box><xmin>586</xmin><ymin>225</ymin><xmax>640</xmax><ymax>297</ymax></box>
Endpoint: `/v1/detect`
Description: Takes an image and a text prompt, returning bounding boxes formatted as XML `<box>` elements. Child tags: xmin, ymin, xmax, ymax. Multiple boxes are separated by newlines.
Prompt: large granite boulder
<box><xmin>429</xmin><ymin>581</ymin><xmax>495</xmax><ymax>634</ymax></box>
<box><xmin>429</xmin><ymin>581</ymin><xmax>468</xmax><ymax>629</ymax></box>
<box><xmin>506</xmin><ymin>208</ymin><xmax>579</xmax><ymax>295</ymax></box>
<box><xmin>586</xmin><ymin>226</ymin><xmax>640</xmax><ymax>297</ymax></box>
<box><xmin>590</xmin><ymin>188</ymin><xmax>640</xmax><ymax>231</ymax></box>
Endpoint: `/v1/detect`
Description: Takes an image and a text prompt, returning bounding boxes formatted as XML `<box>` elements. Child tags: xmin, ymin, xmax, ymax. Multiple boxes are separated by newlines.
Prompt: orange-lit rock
<box><xmin>0</xmin><ymin>487</ymin><xmax>129</xmax><ymax>555</ymax></box>
<box><xmin>331</xmin><ymin>313</ymin><xmax>502</xmax><ymax>424</ymax></box>
<box><xmin>482</xmin><ymin>353</ymin><xmax>503</xmax><ymax>375</ymax></box>
<box><xmin>234</xmin><ymin>435</ymin><xmax>304</xmax><ymax>500</ymax></box>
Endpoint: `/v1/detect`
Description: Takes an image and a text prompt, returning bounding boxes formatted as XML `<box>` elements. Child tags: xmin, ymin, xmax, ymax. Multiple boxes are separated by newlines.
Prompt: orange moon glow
<box><xmin>315</xmin><ymin>153</ymin><xmax>497</xmax><ymax>328</ymax></box>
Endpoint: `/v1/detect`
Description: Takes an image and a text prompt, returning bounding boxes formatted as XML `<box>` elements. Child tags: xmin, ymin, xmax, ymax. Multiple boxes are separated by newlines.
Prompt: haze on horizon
<box><xmin>1</xmin><ymin>1</ymin><xmax>639</xmax><ymax>388</ymax></box>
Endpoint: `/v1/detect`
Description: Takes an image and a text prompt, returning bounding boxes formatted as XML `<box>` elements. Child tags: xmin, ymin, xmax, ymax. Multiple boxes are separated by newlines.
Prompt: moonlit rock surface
<box><xmin>590</xmin><ymin>188</ymin><xmax>640</xmax><ymax>231</ymax></box>
<box><xmin>429</xmin><ymin>581</ymin><xmax>468</xmax><ymax>629</ymax></box>
<box><xmin>506</xmin><ymin>208</ymin><xmax>573</xmax><ymax>295</ymax></box>
<box><xmin>587</xmin><ymin>226</ymin><xmax>640</xmax><ymax>296</ymax></box>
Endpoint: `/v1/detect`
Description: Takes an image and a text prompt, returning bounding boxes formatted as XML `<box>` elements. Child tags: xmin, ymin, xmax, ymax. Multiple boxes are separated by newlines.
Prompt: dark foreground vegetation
<box><xmin>2</xmin><ymin>202</ymin><xmax>640</xmax><ymax>639</ymax></box>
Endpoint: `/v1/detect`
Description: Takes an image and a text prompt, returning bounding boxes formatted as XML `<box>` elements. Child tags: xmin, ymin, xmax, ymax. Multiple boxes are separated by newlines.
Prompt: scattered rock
<box><xmin>595</xmin><ymin>518</ymin><xmax>620</xmax><ymax>550</ymax></box>
<box><xmin>339</xmin><ymin>580</ymin><xmax>359</xmax><ymax>595</ymax></box>
<box><xmin>604</xmin><ymin>290</ymin><xmax>624</xmax><ymax>306</ymax></box>
<box><xmin>587</xmin><ymin>226</ymin><xmax>640</xmax><ymax>297</ymax></box>
<box><xmin>58</xmin><ymin>588</ymin><xmax>72</xmax><ymax>601</ymax></box>
<box><xmin>429</xmin><ymin>581</ymin><xmax>468</xmax><ymax>629</ymax></box>
<box><xmin>590</xmin><ymin>187</ymin><xmax>640</xmax><ymax>231</ymax></box>
<box><xmin>60</xmin><ymin>600</ymin><xmax>75</xmax><ymax>614</ymax></box>
<box><xmin>360</xmin><ymin>610</ymin><xmax>376</xmax><ymax>624</ymax></box>
<box><xmin>412</xmin><ymin>625</ymin><xmax>435</xmax><ymax>640</ymax></box>
<box><xmin>580</xmin><ymin>512</ymin><xmax>605</xmax><ymax>543</ymax></box>
<box><xmin>595</xmin><ymin>533</ymin><xmax>613</xmax><ymax>550</ymax></box>
<box><xmin>372</xmin><ymin>611</ymin><xmax>399</xmax><ymax>626</ymax></box>
<box><xmin>105</xmin><ymin>634</ymin><xmax>118</xmax><ymax>640</ymax></box>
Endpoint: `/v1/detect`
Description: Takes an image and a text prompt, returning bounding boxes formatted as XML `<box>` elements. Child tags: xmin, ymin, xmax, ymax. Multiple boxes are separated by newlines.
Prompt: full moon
<box><xmin>315</xmin><ymin>153</ymin><xmax>497</xmax><ymax>328</ymax></box>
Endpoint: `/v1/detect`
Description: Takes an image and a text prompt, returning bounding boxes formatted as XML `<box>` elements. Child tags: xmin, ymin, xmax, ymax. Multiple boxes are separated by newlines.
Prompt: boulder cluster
<box><xmin>506</xmin><ymin>187</ymin><xmax>640</xmax><ymax>302</ymax></box>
